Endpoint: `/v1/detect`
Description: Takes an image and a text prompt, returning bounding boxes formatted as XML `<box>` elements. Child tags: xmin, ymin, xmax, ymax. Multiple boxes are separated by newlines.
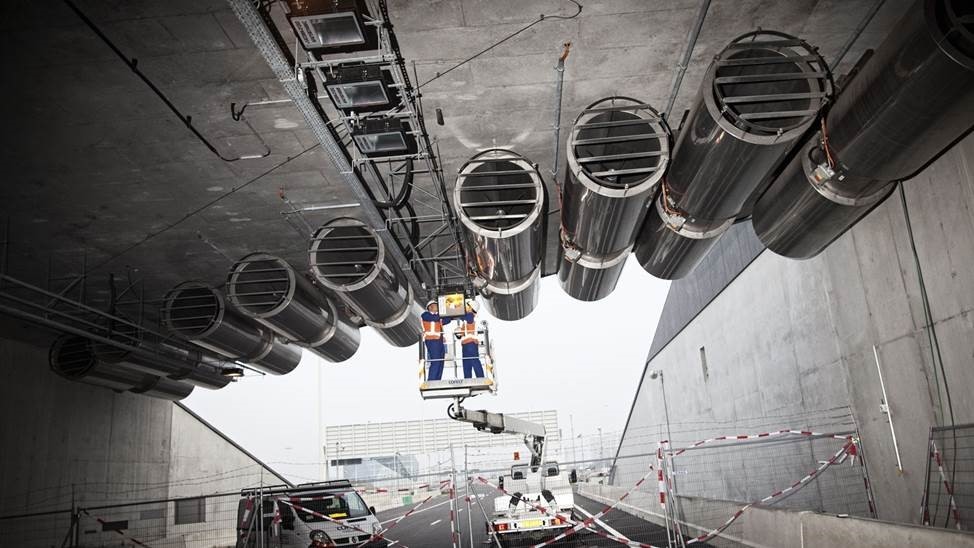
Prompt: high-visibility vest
<box><xmin>422</xmin><ymin>316</ymin><xmax>443</xmax><ymax>340</ymax></box>
<box><xmin>461</xmin><ymin>316</ymin><xmax>477</xmax><ymax>345</ymax></box>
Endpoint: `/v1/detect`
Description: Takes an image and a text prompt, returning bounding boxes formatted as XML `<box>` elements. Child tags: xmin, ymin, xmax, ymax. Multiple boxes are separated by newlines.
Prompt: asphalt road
<box><xmin>373</xmin><ymin>484</ymin><xmax>700</xmax><ymax>548</ymax></box>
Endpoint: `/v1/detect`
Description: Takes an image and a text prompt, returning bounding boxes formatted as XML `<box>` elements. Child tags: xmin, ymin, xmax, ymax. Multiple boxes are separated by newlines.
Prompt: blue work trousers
<box><xmin>461</xmin><ymin>341</ymin><xmax>484</xmax><ymax>378</ymax></box>
<box><xmin>425</xmin><ymin>338</ymin><xmax>446</xmax><ymax>381</ymax></box>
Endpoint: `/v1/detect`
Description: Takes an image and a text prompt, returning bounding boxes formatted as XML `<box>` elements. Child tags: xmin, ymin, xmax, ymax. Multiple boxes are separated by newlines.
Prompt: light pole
<box><xmin>569</xmin><ymin>414</ymin><xmax>578</xmax><ymax>465</ymax></box>
<box><xmin>648</xmin><ymin>368</ymin><xmax>684</xmax><ymax>545</ymax></box>
<box><xmin>597</xmin><ymin>427</ymin><xmax>605</xmax><ymax>463</ymax></box>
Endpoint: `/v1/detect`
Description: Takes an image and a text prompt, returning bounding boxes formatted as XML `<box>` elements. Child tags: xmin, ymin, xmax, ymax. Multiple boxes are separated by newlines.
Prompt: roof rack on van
<box><xmin>240</xmin><ymin>479</ymin><xmax>354</xmax><ymax>497</ymax></box>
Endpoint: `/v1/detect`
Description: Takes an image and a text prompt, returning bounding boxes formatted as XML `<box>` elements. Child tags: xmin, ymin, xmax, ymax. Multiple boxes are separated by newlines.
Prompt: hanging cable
<box><xmin>417</xmin><ymin>0</ymin><xmax>582</xmax><ymax>90</ymax></box>
<box><xmin>371</xmin><ymin>158</ymin><xmax>415</xmax><ymax>209</ymax></box>
<box><xmin>899</xmin><ymin>184</ymin><xmax>957</xmax><ymax>528</ymax></box>
<box><xmin>63</xmin><ymin>0</ymin><xmax>271</xmax><ymax>162</ymax></box>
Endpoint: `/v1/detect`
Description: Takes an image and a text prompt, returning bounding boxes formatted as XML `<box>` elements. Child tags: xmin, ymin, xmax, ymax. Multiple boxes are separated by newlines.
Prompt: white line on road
<box><xmin>430</xmin><ymin>519</ymin><xmax>442</xmax><ymax>526</ymax></box>
<box><xmin>574</xmin><ymin>503</ymin><xmax>630</xmax><ymax>541</ymax></box>
<box><xmin>379</xmin><ymin>498</ymin><xmax>454</xmax><ymax>525</ymax></box>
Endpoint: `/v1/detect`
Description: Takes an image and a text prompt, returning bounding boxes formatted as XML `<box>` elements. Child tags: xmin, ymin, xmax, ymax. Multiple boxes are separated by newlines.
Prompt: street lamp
<box><xmin>649</xmin><ymin>368</ymin><xmax>684</xmax><ymax>542</ymax></box>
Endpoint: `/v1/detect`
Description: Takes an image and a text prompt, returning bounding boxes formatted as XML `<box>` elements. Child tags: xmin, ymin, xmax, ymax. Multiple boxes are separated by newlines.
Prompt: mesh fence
<box><xmin>0</xmin><ymin>491</ymin><xmax>248</xmax><ymax>548</ymax></box>
<box><xmin>597</xmin><ymin>408</ymin><xmax>874</xmax><ymax>548</ymax></box>
<box><xmin>923</xmin><ymin>423</ymin><xmax>974</xmax><ymax>531</ymax></box>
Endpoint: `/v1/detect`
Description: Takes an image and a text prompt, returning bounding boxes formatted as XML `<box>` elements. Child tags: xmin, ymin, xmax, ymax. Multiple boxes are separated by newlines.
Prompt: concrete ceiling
<box><xmin>0</xmin><ymin>0</ymin><xmax>912</xmax><ymax>315</ymax></box>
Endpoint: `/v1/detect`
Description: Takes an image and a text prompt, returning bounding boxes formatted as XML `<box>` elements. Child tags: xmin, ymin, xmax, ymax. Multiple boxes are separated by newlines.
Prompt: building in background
<box><xmin>324</xmin><ymin>410</ymin><xmax>561</xmax><ymax>483</ymax></box>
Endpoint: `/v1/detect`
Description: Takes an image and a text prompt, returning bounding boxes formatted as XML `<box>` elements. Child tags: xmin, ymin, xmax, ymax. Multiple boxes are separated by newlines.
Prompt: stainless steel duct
<box><xmin>161</xmin><ymin>282</ymin><xmax>302</xmax><ymax>375</ymax></box>
<box><xmin>309</xmin><ymin>218</ymin><xmax>422</xmax><ymax>347</ymax></box>
<box><xmin>454</xmin><ymin>149</ymin><xmax>545</xmax><ymax>320</ymax></box>
<box><xmin>50</xmin><ymin>335</ymin><xmax>194</xmax><ymax>401</ymax></box>
<box><xmin>634</xmin><ymin>30</ymin><xmax>831</xmax><ymax>279</ymax></box>
<box><xmin>753</xmin><ymin>0</ymin><xmax>974</xmax><ymax>258</ymax></box>
<box><xmin>560</xmin><ymin>97</ymin><xmax>671</xmax><ymax>300</ymax></box>
<box><xmin>92</xmin><ymin>324</ymin><xmax>230</xmax><ymax>390</ymax></box>
<box><xmin>227</xmin><ymin>252</ymin><xmax>360</xmax><ymax>362</ymax></box>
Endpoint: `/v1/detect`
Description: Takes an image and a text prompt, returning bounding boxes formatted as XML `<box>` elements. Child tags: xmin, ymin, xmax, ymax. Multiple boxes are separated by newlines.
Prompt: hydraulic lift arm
<box><xmin>448</xmin><ymin>400</ymin><xmax>547</xmax><ymax>467</ymax></box>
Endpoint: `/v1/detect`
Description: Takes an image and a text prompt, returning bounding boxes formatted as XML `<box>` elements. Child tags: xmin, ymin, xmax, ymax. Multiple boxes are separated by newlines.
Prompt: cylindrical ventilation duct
<box><xmin>560</xmin><ymin>97</ymin><xmax>670</xmax><ymax>300</ymax></box>
<box><xmin>161</xmin><ymin>282</ymin><xmax>302</xmax><ymax>375</ymax></box>
<box><xmin>634</xmin><ymin>30</ymin><xmax>831</xmax><ymax>279</ymax></box>
<box><xmin>753</xmin><ymin>0</ymin><xmax>974</xmax><ymax>258</ymax></box>
<box><xmin>92</xmin><ymin>324</ymin><xmax>231</xmax><ymax>390</ymax></box>
<box><xmin>454</xmin><ymin>149</ymin><xmax>545</xmax><ymax>320</ymax></box>
<box><xmin>50</xmin><ymin>335</ymin><xmax>194</xmax><ymax>400</ymax></box>
<box><xmin>227</xmin><ymin>252</ymin><xmax>360</xmax><ymax>362</ymax></box>
<box><xmin>309</xmin><ymin>218</ymin><xmax>422</xmax><ymax>347</ymax></box>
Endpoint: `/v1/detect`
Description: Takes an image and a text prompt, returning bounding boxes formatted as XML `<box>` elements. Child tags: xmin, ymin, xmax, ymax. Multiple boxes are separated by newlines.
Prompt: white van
<box><xmin>236</xmin><ymin>480</ymin><xmax>387</xmax><ymax>547</ymax></box>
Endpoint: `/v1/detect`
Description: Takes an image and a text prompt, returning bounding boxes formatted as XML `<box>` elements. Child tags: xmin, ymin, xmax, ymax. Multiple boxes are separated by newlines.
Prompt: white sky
<box><xmin>184</xmin><ymin>259</ymin><xmax>668</xmax><ymax>482</ymax></box>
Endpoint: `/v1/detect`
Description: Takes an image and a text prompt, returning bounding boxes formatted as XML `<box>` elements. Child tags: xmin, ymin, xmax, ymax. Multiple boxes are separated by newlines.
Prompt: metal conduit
<box><xmin>454</xmin><ymin>150</ymin><xmax>545</xmax><ymax>320</ymax></box>
<box><xmin>92</xmin><ymin>323</ymin><xmax>230</xmax><ymax>389</ymax></box>
<box><xmin>51</xmin><ymin>335</ymin><xmax>194</xmax><ymax>401</ymax></box>
<box><xmin>161</xmin><ymin>282</ymin><xmax>301</xmax><ymax>375</ymax></box>
<box><xmin>227</xmin><ymin>252</ymin><xmax>360</xmax><ymax>362</ymax></box>
<box><xmin>560</xmin><ymin>97</ymin><xmax>671</xmax><ymax>301</ymax></box>
<box><xmin>635</xmin><ymin>30</ymin><xmax>831</xmax><ymax>279</ymax></box>
<box><xmin>753</xmin><ymin>0</ymin><xmax>974</xmax><ymax>258</ymax></box>
<box><xmin>309</xmin><ymin>218</ymin><xmax>422</xmax><ymax>347</ymax></box>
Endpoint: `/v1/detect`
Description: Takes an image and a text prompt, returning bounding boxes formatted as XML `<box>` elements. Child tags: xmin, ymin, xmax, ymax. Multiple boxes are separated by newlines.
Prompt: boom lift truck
<box><xmin>417</xmin><ymin>290</ymin><xmax>575</xmax><ymax>546</ymax></box>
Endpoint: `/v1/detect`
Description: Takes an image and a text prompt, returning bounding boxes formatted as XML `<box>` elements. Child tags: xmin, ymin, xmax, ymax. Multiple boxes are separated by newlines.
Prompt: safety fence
<box><xmin>582</xmin><ymin>428</ymin><xmax>874</xmax><ymax>548</ymax></box>
<box><xmin>922</xmin><ymin>423</ymin><xmax>974</xmax><ymax>531</ymax></box>
<box><xmin>0</xmin><ymin>490</ymin><xmax>245</xmax><ymax>548</ymax></box>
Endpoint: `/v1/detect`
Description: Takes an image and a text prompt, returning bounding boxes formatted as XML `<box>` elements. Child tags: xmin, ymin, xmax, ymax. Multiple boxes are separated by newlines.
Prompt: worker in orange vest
<box><xmin>422</xmin><ymin>300</ymin><xmax>450</xmax><ymax>381</ymax></box>
<box><xmin>460</xmin><ymin>300</ymin><xmax>485</xmax><ymax>379</ymax></box>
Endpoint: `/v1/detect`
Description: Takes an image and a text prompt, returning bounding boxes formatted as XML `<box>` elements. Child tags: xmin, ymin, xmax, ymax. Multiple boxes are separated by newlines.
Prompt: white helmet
<box><xmin>426</xmin><ymin>300</ymin><xmax>437</xmax><ymax>309</ymax></box>
<box><xmin>465</xmin><ymin>300</ymin><xmax>479</xmax><ymax>313</ymax></box>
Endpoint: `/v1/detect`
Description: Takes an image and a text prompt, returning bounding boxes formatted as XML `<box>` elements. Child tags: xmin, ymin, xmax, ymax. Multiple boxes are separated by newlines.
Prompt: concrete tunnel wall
<box><xmin>0</xmin><ymin>335</ymin><xmax>288</xmax><ymax>537</ymax></box>
<box><xmin>615</xmin><ymin>132</ymin><xmax>974</xmax><ymax>525</ymax></box>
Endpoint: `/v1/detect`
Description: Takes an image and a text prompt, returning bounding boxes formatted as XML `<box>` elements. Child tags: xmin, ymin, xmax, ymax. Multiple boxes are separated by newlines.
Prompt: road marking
<box><xmin>430</xmin><ymin>519</ymin><xmax>442</xmax><ymax>526</ymax></box>
<box><xmin>379</xmin><ymin>498</ymin><xmax>454</xmax><ymax>525</ymax></box>
<box><xmin>574</xmin><ymin>503</ymin><xmax>630</xmax><ymax>541</ymax></box>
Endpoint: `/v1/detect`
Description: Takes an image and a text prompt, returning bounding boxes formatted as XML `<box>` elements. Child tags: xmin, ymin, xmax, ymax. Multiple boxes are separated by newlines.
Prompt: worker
<box><xmin>460</xmin><ymin>300</ymin><xmax>486</xmax><ymax>379</ymax></box>
<box><xmin>421</xmin><ymin>300</ymin><xmax>450</xmax><ymax>382</ymax></box>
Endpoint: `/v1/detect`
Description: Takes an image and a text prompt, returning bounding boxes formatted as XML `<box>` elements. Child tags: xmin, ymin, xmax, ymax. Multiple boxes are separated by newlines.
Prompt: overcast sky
<box><xmin>184</xmin><ymin>259</ymin><xmax>668</xmax><ymax>482</ymax></box>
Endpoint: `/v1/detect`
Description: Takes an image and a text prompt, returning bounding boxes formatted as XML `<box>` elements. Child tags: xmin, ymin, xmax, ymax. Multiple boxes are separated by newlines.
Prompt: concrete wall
<box><xmin>616</xmin><ymin>132</ymin><xmax>974</xmax><ymax>526</ymax></box>
<box><xmin>0</xmin><ymin>335</ymin><xmax>288</xmax><ymax>545</ymax></box>
<box><xmin>580</xmin><ymin>483</ymin><xmax>974</xmax><ymax>548</ymax></box>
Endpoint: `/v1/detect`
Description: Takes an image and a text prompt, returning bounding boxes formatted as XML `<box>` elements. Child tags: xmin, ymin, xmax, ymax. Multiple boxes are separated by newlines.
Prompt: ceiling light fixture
<box><xmin>324</xmin><ymin>64</ymin><xmax>395</xmax><ymax>112</ymax></box>
<box><xmin>284</xmin><ymin>0</ymin><xmax>377</xmax><ymax>54</ymax></box>
<box><xmin>352</xmin><ymin>118</ymin><xmax>417</xmax><ymax>158</ymax></box>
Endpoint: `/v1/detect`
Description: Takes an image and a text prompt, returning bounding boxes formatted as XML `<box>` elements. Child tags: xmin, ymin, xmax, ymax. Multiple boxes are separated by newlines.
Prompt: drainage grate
<box><xmin>227</xmin><ymin>254</ymin><xmax>293</xmax><ymax>316</ymax></box>
<box><xmin>456</xmin><ymin>151</ymin><xmax>542</xmax><ymax>231</ymax></box>
<box><xmin>50</xmin><ymin>335</ymin><xmax>96</xmax><ymax>378</ymax></box>
<box><xmin>571</xmin><ymin>98</ymin><xmax>669</xmax><ymax>189</ymax></box>
<box><xmin>163</xmin><ymin>284</ymin><xmax>221</xmax><ymax>338</ymax></box>
<box><xmin>712</xmin><ymin>31</ymin><xmax>830</xmax><ymax>136</ymax></box>
<box><xmin>310</xmin><ymin>221</ymin><xmax>381</xmax><ymax>287</ymax></box>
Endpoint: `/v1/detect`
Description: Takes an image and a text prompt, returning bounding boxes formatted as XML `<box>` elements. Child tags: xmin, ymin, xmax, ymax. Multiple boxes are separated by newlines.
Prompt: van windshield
<box><xmin>294</xmin><ymin>492</ymin><xmax>370</xmax><ymax>522</ymax></box>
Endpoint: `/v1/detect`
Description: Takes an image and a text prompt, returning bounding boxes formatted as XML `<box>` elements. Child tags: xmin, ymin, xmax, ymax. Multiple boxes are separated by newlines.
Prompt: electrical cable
<box><xmin>89</xmin><ymin>144</ymin><xmax>320</xmax><ymax>273</ymax></box>
<box><xmin>62</xmin><ymin>0</ymin><xmax>271</xmax><ymax>163</ymax></box>
<box><xmin>899</xmin><ymin>183</ymin><xmax>957</xmax><ymax>527</ymax></box>
<box><xmin>371</xmin><ymin>158</ymin><xmax>415</xmax><ymax>209</ymax></box>
<box><xmin>416</xmin><ymin>0</ymin><xmax>583</xmax><ymax>90</ymax></box>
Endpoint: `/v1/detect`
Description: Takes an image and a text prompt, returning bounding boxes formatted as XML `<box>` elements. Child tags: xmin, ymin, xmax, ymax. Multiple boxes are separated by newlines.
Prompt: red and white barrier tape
<box><xmin>473</xmin><ymin>475</ymin><xmax>659</xmax><ymax>548</ymax></box>
<box><xmin>685</xmin><ymin>440</ymin><xmax>857</xmax><ymax>544</ymax></box>
<box><xmin>930</xmin><ymin>440</ymin><xmax>963</xmax><ymax>530</ymax></box>
<box><xmin>448</xmin><ymin>479</ymin><xmax>459</xmax><ymax>548</ymax></box>
<box><xmin>361</xmin><ymin>494</ymin><xmax>435</xmax><ymax>546</ymax></box>
<box><xmin>530</xmin><ymin>465</ymin><xmax>659</xmax><ymax>548</ymax></box>
<box><xmin>656</xmin><ymin>442</ymin><xmax>666</xmax><ymax>510</ymax></box>
<box><xmin>81</xmin><ymin>509</ymin><xmax>151</xmax><ymax>547</ymax></box>
<box><xmin>666</xmin><ymin>429</ymin><xmax>854</xmax><ymax>458</ymax></box>
<box><xmin>355</xmin><ymin>480</ymin><xmax>443</xmax><ymax>495</ymax></box>
<box><xmin>276</xmin><ymin>498</ymin><xmax>408</xmax><ymax>548</ymax></box>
